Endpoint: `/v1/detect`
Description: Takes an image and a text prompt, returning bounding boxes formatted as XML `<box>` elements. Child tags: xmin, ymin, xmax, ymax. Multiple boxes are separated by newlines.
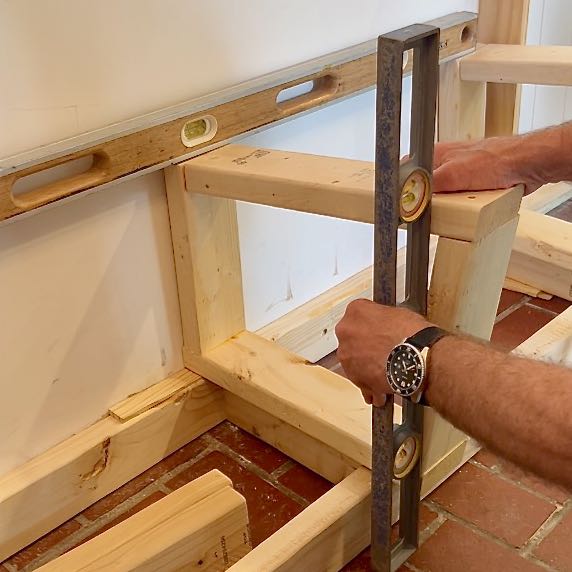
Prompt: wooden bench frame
<box><xmin>3</xmin><ymin>2</ymin><xmax>572</xmax><ymax>569</ymax></box>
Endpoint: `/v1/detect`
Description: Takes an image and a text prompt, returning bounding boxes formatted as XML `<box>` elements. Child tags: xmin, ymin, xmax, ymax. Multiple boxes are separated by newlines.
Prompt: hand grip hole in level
<box><xmin>460</xmin><ymin>25</ymin><xmax>474</xmax><ymax>44</ymax></box>
<box><xmin>276</xmin><ymin>80</ymin><xmax>315</xmax><ymax>104</ymax></box>
<box><xmin>276</xmin><ymin>75</ymin><xmax>338</xmax><ymax>110</ymax></box>
<box><xmin>10</xmin><ymin>151</ymin><xmax>111</xmax><ymax>210</ymax></box>
<box><xmin>180</xmin><ymin>115</ymin><xmax>218</xmax><ymax>148</ymax></box>
<box><xmin>12</xmin><ymin>155</ymin><xmax>96</xmax><ymax>199</ymax></box>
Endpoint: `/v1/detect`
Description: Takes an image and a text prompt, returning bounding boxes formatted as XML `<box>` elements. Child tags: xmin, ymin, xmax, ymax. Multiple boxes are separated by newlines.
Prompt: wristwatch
<box><xmin>386</xmin><ymin>326</ymin><xmax>448</xmax><ymax>404</ymax></box>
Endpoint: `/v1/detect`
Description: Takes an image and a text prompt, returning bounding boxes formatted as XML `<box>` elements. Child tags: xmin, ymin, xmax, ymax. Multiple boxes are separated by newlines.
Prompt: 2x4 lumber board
<box><xmin>165</xmin><ymin>166</ymin><xmax>245</xmax><ymax>355</ymax></box>
<box><xmin>460</xmin><ymin>44</ymin><xmax>572</xmax><ymax>86</ymax></box>
<box><xmin>225</xmin><ymin>393</ymin><xmax>358</xmax><ymax>484</ymax></box>
<box><xmin>0</xmin><ymin>12</ymin><xmax>477</xmax><ymax>223</ymax></box>
<box><xmin>514</xmin><ymin>306</ymin><xmax>572</xmax><ymax>367</ymax></box>
<box><xmin>187</xmin><ymin>332</ymin><xmax>466</xmax><ymax>481</ymax></box>
<box><xmin>184</xmin><ymin>145</ymin><xmax>523</xmax><ymax>243</ymax></box>
<box><xmin>257</xmin><ymin>238</ymin><xmax>437</xmax><ymax>362</ymax></box>
<box><xmin>429</xmin><ymin>217</ymin><xmax>521</xmax><ymax>340</ymax></box>
<box><xmin>109</xmin><ymin>369</ymin><xmax>202</xmax><ymax>421</ymax></box>
<box><xmin>0</xmin><ymin>372</ymin><xmax>225</xmax><ymax>562</ymax></box>
<box><xmin>507</xmin><ymin>210</ymin><xmax>572</xmax><ymax>301</ymax></box>
<box><xmin>478</xmin><ymin>0</ymin><xmax>530</xmax><ymax>136</ymax></box>
<box><xmin>438</xmin><ymin>57</ymin><xmax>486</xmax><ymax>142</ymax></box>
<box><xmin>228</xmin><ymin>467</ymin><xmax>371</xmax><ymax>572</ymax></box>
<box><xmin>38</xmin><ymin>470</ymin><xmax>251</xmax><ymax>571</ymax></box>
<box><xmin>521</xmin><ymin>182</ymin><xmax>572</xmax><ymax>214</ymax></box>
<box><xmin>186</xmin><ymin>331</ymin><xmax>372</xmax><ymax>469</ymax></box>
<box><xmin>503</xmin><ymin>276</ymin><xmax>552</xmax><ymax>300</ymax></box>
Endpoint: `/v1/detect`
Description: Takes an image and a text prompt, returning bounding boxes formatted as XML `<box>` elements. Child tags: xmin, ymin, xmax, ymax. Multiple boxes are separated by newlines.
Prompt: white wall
<box><xmin>519</xmin><ymin>0</ymin><xmax>572</xmax><ymax>133</ymax></box>
<box><xmin>0</xmin><ymin>0</ymin><xmax>478</xmax><ymax>474</ymax></box>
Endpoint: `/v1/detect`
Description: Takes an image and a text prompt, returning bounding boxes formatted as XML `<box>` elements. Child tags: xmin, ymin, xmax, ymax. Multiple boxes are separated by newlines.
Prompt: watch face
<box><xmin>386</xmin><ymin>343</ymin><xmax>425</xmax><ymax>397</ymax></box>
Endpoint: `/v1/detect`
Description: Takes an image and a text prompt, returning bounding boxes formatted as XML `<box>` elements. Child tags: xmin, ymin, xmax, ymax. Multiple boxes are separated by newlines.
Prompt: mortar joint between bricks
<box><xmin>423</xmin><ymin>499</ymin><xmax>534</xmax><ymax>554</ymax></box>
<box><xmin>469</xmin><ymin>457</ymin><xmax>566</xmax><ymax>506</ymax></box>
<box><xmin>270</xmin><ymin>460</ymin><xmax>296</xmax><ymax>480</ymax></box>
<box><xmin>494</xmin><ymin>295</ymin><xmax>531</xmax><ymax>324</ymax></box>
<box><xmin>204</xmin><ymin>435</ymin><xmax>311</xmax><ymax>507</ymax></box>
<box><xmin>519</xmin><ymin>500</ymin><xmax>572</xmax><ymax>558</ymax></box>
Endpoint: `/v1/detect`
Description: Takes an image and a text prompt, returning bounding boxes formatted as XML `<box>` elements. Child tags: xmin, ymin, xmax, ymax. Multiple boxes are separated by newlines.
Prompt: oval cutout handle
<box><xmin>276</xmin><ymin>74</ymin><xmax>339</xmax><ymax>114</ymax></box>
<box><xmin>8</xmin><ymin>150</ymin><xmax>111</xmax><ymax>211</ymax></box>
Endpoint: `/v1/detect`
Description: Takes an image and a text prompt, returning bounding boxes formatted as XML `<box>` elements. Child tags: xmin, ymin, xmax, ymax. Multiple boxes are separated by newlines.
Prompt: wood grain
<box><xmin>478</xmin><ymin>0</ymin><xmax>530</xmax><ymax>136</ymax></box>
<box><xmin>461</xmin><ymin>44</ymin><xmax>572</xmax><ymax>86</ymax></box>
<box><xmin>184</xmin><ymin>144</ymin><xmax>523</xmax><ymax>242</ymax></box>
<box><xmin>165</xmin><ymin>165</ymin><xmax>245</xmax><ymax>356</ymax></box>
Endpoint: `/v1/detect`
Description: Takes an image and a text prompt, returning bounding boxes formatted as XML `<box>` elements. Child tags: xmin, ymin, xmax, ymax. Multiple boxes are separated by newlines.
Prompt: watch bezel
<box><xmin>386</xmin><ymin>342</ymin><xmax>426</xmax><ymax>397</ymax></box>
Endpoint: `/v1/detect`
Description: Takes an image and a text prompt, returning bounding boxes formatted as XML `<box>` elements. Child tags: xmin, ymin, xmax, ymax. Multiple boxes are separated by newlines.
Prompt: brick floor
<box><xmin>534</xmin><ymin>507</ymin><xmax>572</xmax><ymax>570</ymax></box>
<box><xmin>407</xmin><ymin>520</ymin><xmax>545</xmax><ymax>572</ymax></box>
<box><xmin>429</xmin><ymin>463</ymin><xmax>556</xmax><ymax>547</ymax></box>
<box><xmin>491</xmin><ymin>304</ymin><xmax>556</xmax><ymax>351</ymax></box>
<box><xmin>165</xmin><ymin>449</ymin><xmax>304</xmax><ymax>547</ymax></box>
<box><xmin>2</xmin><ymin>290</ymin><xmax>571</xmax><ymax>567</ymax></box>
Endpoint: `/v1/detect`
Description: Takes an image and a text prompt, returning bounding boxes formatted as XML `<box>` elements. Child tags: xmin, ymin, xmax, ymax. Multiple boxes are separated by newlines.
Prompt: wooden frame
<box><xmin>6</xmin><ymin>2</ymin><xmax>572</xmax><ymax>569</ymax></box>
<box><xmin>478</xmin><ymin>0</ymin><xmax>530</xmax><ymax>136</ymax></box>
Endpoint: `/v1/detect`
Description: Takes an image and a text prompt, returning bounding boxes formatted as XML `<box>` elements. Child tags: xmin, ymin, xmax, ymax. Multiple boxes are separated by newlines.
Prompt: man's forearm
<box><xmin>433</xmin><ymin>120</ymin><xmax>572</xmax><ymax>194</ymax></box>
<box><xmin>426</xmin><ymin>336</ymin><xmax>572</xmax><ymax>490</ymax></box>
<box><xmin>512</xmin><ymin>121</ymin><xmax>572</xmax><ymax>190</ymax></box>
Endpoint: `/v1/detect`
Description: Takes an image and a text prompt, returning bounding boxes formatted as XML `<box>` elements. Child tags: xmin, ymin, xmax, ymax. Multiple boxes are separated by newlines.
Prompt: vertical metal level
<box><xmin>372</xmin><ymin>24</ymin><xmax>439</xmax><ymax>572</ymax></box>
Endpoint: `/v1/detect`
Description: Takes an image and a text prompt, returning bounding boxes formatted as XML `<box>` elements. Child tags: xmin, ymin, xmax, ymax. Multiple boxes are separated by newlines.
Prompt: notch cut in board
<box><xmin>37</xmin><ymin>469</ymin><xmax>251</xmax><ymax>572</ymax></box>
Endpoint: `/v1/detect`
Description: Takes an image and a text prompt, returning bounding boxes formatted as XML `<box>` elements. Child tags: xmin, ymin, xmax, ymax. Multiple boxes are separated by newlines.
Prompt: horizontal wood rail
<box><xmin>460</xmin><ymin>44</ymin><xmax>572</xmax><ymax>86</ymax></box>
<box><xmin>184</xmin><ymin>144</ymin><xmax>523</xmax><ymax>242</ymax></box>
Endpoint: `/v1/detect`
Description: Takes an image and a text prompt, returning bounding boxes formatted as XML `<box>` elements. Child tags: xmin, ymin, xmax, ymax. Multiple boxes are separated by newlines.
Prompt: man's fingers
<box><xmin>372</xmin><ymin>393</ymin><xmax>387</xmax><ymax>407</ymax></box>
<box><xmin>361</xmin><ymin>389</ymin><xmax>373</xmax><ymax>405</ymax></box>
<box><xmin>433</xmin><ymin>161</ymin><xmax>470</xmax><ymax>193</ymax></box>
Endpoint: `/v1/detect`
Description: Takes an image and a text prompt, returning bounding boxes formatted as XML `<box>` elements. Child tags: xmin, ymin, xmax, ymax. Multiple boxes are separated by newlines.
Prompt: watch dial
<box><xmin>386</xmin><ymin>343</ymin><xmax>424</xmax><ymax>396</ymax></box>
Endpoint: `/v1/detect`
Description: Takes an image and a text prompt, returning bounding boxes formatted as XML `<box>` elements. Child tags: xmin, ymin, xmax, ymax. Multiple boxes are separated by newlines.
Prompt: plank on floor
<box><xmin>37</xmin><ymin>470</ymin><xmax>251</xmax><ymax>572</ymax></box>
<box><xmin>0</xmin><ymin>372</ymin><xmax>225</xmax><ymax>562</ymax></box>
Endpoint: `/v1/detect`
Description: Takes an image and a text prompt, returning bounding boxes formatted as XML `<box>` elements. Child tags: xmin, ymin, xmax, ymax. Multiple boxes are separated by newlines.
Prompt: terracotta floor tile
<box><xmin>497</xmin><ymin>289</ymin><xmax>527</xmax><ymax>315</ymax></box>
<box><xmin>491</xmin><ymin>305</ymin><xmax>554</xmax><ymax>351</ymax></box>
<box><xmin>166</xmin><ymin>450</ymin><xmax>304</xmax><ymax>546</ymax></box>
<box><xmin>2</xmin><ymin>518</ymin><xmax>81</xmax><ymax>570</ymax></box>
<box><xmin>430</xmin><ymin>463</ymin><xmax>555</xmax><ymax>547</ymax></box>
<box><xmin>344</xmin><ymin>505</ymin><xmax>439</xmax><ymax>571</ymax></box>
<box><xmin>408</xmin><ymin>520</ymin><xmax>543</xmax><ymax>572</ymax></box>
<box><xmin>75</xmin><ymin>491</ymin><xmax>167</xmax><ymax>548</ymax></box>
<box><xmin>209</xmin><ymin>421</ymin><xmax>289</xmax><ymax>473</ymax></box>
<box><xmin>277</xmin><ymin>463</ymin><xmax>333</xmax><ymax>503</ymax></box>
<box><xmin>342</xmin><ymin>548</ymin><xmax>370</xmax><ymax>571</ymax></box>
<box><xmin>474</xmin><ymin>450</ymin><xmax>569</xmax><ymax>504</ymax></box>
<box><xmin>533</xmin><ymin>507</ymin><xmax>572</xmax><ymax>570</ymax></box>
<box><xmin>527</xmin><ymin>297</ymin><xmax>571</xmax><ymax>315</ymax></box>
<box><xmin>81</xmin><ymin>435</ymin><xmax>209</xmax><ymax>520</ymax></box>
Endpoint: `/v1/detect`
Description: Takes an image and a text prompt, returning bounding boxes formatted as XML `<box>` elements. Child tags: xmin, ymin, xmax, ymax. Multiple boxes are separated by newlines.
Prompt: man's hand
<box><xmin>433</xmin><ymin>138</ymin><xmax>526</xmax><ymax>193</ymax></box>
<box><xmin>335</xmin><ymin>300</ymin><xmax>430</xmax><ymax>406</ymax></box>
